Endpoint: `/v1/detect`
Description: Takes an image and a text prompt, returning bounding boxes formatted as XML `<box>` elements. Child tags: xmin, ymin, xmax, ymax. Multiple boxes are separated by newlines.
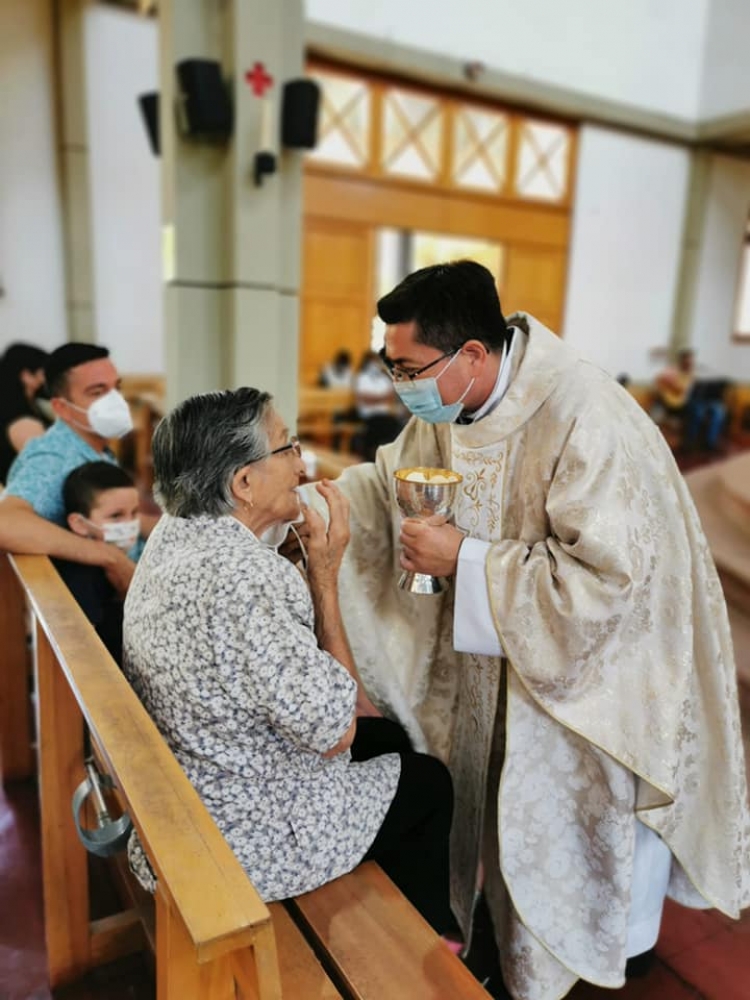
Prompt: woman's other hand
<box><xmin>303</xmin><ymin>479</ymin><xmax>378</xmax><ymax>721</ymax></box>
<box><xmin>303</xmin><ymin>479</ymin><xmax>350</xmax><ymax>588</ymax></box>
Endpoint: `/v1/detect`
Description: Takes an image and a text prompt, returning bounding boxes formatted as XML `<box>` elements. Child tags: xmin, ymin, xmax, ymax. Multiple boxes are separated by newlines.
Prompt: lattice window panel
<box><xmin>453</xmin><ymin>107</ymin><xmax>508</xmax><ymax>193</ymax></box>
<box><xmin>381</xmin><ymin>88</ymin><xmax>443</xmax><ymax>182</ymax></box>
<box><xmin>307</xmin><ymin>70</ymin><xmax>371</xmax><ymax>169</ymax></box>
<box><xmin>515</xmin><ymin>121</ymin><xmax>570</xmax><ymax>202</ymax></box>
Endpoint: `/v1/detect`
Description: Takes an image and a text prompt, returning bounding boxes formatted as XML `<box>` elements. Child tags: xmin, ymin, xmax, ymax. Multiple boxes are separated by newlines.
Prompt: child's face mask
<box><xmin>82</xmin><ymin>516</ymin><xmax>141</xmax><ymax>552</ymax></box>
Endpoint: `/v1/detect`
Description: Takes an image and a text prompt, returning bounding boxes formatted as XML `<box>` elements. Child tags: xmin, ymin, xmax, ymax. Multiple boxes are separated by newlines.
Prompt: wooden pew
<box><xmin>304</xmin><ymin>445</ymin><xmax>363</xmax><ymax>481</ymax></box>
<box><xmin>5</xmin><ymin>552</ymin><xmax>491</xmax><ymax>1000</ymax></box>
<box><xmin>298</xmin><ymin>386</ymin><xmax>361</xmax><ymax>451</ymax></box>
<box><xmin>8</xmin><ymin>552</ymin><xmax>327</xmax><ymax>998</ymax></box>
<box><xmin>114</xmin><ymin>375</ymin><xmax>166</xmax><ymax>492</ymax></box>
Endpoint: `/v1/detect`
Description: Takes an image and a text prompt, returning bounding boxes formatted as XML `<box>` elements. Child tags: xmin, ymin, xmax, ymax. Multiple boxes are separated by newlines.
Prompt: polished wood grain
<box><xmin>290</xmin><ymin>862</ymin><xmax>492</xmax><ymax>1000</ymax></box>
<box><xmin>0</xmin><ymin>553</ymin><xmax>34</xmax><ymax>780</ymax></box>
<box><xmin>35</xmin><ymin>614</ymin><xmax>90</xmax><ymax>986</ymax></box>
<box><xmin>300</xmin><ymin>219</ymin><xmax>374</xmax><ymax>387</ymax></box>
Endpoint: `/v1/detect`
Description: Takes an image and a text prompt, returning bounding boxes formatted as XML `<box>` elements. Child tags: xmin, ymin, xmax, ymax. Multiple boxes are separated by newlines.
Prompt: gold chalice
<box><xmin>394</xmin><ymin>467</ymin><xmax>463</xmax><ymax>595</ymax></box>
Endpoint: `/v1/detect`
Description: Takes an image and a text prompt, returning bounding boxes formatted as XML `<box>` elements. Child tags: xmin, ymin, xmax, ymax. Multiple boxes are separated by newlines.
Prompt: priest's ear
<box><xmin>461</xmin><ymin>340</ymin><xmax>492</xmax><ymax>366</ymax></box>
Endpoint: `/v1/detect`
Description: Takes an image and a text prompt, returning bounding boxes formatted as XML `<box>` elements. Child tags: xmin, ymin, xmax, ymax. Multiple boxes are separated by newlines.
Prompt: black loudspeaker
<box><xmin>281</xmin><ymin>78</ymin><xmax>321</xmax><ymax>149</ymax></box>
<box><xmin>138</xmin><ymin>92</ymin><xmax>160</xmax><ymax>156</ymax></box>
<box><xmin>176</xmin><ymin>59</ymin><xmax>233</xmax><ymax>140</ymax></box>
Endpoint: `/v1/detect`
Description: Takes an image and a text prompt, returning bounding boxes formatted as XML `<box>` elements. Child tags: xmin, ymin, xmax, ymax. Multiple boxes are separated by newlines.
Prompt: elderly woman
<box><xmin>123</xmin><ymin>388</ymin><xmax>459</xmax><ymax>938</ymax></box>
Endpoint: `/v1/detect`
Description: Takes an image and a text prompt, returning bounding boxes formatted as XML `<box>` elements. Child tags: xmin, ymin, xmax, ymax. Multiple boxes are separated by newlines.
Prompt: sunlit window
<box><xmin>453</xmin><ymin>106</ymin><xmax>508</xmax><ymax>193</ymax></box>
<box><xmin>381</xmin><ymin>88</ymin><xmax>443</xmax><ymax>182</ymax></box>
<box><xmin>411</xmin><ymin>233</ymin><xmax>504</xmax><ymax>280</ymax></box>
<box><xmin>515</xmin><ymin>120</ymin><xmax>570</xmax><ymax>202</ymax></box>
<box><xmin>305</xmin><ymin>64</ymin><xmax>575</xmax><ymax>208</ymax></box>
<box><xmin>371</xmin><ymin>230</ymin><xmax>504</xmax><ymax>349</ymax></box>
<box><xmin>307</xmin><ymin>70</ymin><xmax>371</xmax><ymax>169</ymax></box>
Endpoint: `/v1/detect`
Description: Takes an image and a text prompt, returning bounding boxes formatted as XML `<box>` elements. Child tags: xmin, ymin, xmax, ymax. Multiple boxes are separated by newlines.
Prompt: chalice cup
<box><xmin>394</xmin><ymin>467</ymin><xmax>463</xmax><ymax>595</ymax></box>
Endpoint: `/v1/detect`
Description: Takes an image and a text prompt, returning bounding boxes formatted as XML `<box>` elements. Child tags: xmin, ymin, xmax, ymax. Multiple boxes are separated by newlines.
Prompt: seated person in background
<box><xmin>0</xmin><ymin>342</ymin><xmax>51</xmax><ymax>483</ymax></box>
<box><xmin>655</xmin><ymin>348</ymin><xmax>726</xmax><ymax>451</ymax></box>
<box><xmin>319</xmin><ymin>348</ymin><xmax>354</xmax><ymax>389</ymax></box>
<box><xmin>0</xmin><ymin>342</ymin><xmax>156</xmax><ymax>595</ymax></box>
<box><xmin>354</xmin><ymin>349</ymin><xmax>397</xmax><ymax>419</ymax></box>
<box><xmin>57</xmin><ymin>461</ymin><xmax>141</xmax><ymax>664</ymax></box>
<box><xmin>352</xmin><ymin>350</ymin><xmax>406</xmax><ymax>460</ymax></box>
<box><xmin>123</xmin><ymin>388</ymin><xmax>461</xmax><ymax>948</ymax></box>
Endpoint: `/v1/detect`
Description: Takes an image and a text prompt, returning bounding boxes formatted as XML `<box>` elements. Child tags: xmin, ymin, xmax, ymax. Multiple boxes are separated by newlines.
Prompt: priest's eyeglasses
<box><xmin>378</xmin><ymin>348</ymin><xmax>459</xmax><ymax>383</ymax></box>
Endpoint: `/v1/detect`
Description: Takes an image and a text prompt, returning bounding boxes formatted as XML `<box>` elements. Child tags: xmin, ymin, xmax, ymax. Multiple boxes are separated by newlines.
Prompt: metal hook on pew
<box><xmin>72</xmin><ymin>758</ymin><xmax>133</xmax><ymax>858</ymax></box>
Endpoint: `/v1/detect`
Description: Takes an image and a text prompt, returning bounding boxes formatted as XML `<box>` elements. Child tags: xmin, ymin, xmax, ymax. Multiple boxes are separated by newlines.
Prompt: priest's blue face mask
<box><xmin>392</xmin><ymin>349</ymin><xmax>475</xmax><ymax>424</ymax></box>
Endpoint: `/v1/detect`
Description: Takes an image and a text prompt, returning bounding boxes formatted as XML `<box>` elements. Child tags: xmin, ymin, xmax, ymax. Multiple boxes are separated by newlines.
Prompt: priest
<box><xmin>307</xmin><ymin>260</ymin><xmax>750</xmax><ymax>1000</ymax></box>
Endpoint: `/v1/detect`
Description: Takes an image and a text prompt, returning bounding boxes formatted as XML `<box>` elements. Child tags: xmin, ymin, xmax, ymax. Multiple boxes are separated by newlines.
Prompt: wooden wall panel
<box><xmin>503</xmin><ymin>245</ymin><xmax>568</xmax><ymax>334</ymax></box>
<box><xmin>304</xmin><ymin>173</ymin><xmax>570</xmax><ymax>249</ymax></box>
<box><xmin>300</xmin><ymin>220</ymin><xmax>374</xmax><ymax>386</ymax></box>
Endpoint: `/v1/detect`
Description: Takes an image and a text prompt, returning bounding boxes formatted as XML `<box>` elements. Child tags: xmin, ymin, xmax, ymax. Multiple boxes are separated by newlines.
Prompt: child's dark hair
<box><xmin>63</xmin><ymin>461</ymin><xmax>136</xmax><ymax>518</ymax></box>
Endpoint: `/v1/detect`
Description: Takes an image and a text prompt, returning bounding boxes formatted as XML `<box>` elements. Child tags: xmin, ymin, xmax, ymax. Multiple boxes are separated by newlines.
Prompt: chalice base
<box><xmin>398</xmin><ymin>570</ymin><xmax>449</xmax><ymax>595</ymax></box>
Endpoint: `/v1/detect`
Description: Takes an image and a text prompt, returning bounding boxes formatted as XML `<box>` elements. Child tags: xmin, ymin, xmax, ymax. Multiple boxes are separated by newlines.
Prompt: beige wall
<box><xmin>0</xmin><ymin>0</ymin><xmax>67</xmax><ymax>352</ymax></box>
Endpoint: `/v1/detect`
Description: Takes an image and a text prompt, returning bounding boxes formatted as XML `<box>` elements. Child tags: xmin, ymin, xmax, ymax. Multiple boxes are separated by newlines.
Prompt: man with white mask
<box><xmin>0</xmin><ymin>343</ymin><xmax>157</xmax><ymax>595</ymax></box>
<box><xmin>304</xmin><ymin>261</ymin><xmax>750</xmax><ymax>1000</ymax></box>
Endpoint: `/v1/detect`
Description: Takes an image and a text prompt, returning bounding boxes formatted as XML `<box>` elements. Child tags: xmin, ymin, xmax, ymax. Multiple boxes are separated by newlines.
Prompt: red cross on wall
<box><xmin>245</xmin><ymin>62</ymin><xmax>273</xmax><ymax>96</ymax></box>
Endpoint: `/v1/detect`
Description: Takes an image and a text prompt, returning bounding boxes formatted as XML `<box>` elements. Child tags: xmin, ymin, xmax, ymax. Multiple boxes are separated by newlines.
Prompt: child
<box><xmin>57</xmin><ymin>461</ymin><xmax>142</xmax><ymax>664</ymax></box>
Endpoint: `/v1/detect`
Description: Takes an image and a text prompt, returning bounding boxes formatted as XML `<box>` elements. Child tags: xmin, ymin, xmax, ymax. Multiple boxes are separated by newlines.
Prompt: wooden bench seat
<box><xmin>2</xmin><ymin>552</ymin><xmax>490</xmax><ymax>999</ymax></box>
<box><xmin>291</xmin><ymin>862</ymin><xmax>491</xmax><ymax>1000</ymax></box>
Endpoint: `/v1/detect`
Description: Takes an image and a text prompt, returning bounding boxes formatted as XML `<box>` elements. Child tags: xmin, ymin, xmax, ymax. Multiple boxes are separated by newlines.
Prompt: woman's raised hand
<box><xmin>302</xmin><ymin>479</ymin><xmax>350</xmax><ymax>587</ymax></box>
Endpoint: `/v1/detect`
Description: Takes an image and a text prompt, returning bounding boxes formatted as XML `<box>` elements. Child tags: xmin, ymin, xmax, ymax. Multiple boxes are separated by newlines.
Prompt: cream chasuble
<box><xmin>308</xmin><ymin>314</ymin><xmax>750</xmax><ymax>1000</ymax></box>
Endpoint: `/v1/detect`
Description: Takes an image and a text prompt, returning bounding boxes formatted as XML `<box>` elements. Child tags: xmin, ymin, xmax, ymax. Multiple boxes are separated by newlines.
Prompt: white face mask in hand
<box><xmin>259</xmin><ymin>491</ymin><xmax>308</xmax><ymax>559</ymax></box>
<box><xmin>259</xmin><ymin>521</ymin><xmax>293</xmax><ymax>550</ymax></box>
<box><xmin>68</xmin><ymin>390</ymin><xmax>133</xmax><ymax>439</ymax></box>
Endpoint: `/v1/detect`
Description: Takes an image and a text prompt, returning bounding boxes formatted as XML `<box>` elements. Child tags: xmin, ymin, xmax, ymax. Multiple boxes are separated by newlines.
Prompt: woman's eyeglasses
<box><xmin>247</xmin><ymin>436</ymin><xmax>302</xmax><ymax>464</ymax></box>
<box><xmin>269</xmin><ymin>436</ymin><xmax>302</xmax><ymax>458</ymax></box>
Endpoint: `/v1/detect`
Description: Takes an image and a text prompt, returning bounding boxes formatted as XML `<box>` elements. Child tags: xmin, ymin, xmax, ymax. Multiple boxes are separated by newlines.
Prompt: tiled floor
<box><xmin>0</xmin><ymin>777</ymin><xmax>154</xmax><ymax>1000</ymax></box>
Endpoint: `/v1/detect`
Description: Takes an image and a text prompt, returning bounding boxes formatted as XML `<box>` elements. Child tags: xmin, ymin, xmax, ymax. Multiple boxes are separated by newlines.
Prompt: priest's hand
<box><xmin>399</xmin><ymin>517</ymin><xmax>465</xmax><ymax>578</ymax></box>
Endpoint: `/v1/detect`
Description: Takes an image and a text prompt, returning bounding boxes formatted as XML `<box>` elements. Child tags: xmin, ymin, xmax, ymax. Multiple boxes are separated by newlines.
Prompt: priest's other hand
<box><xmin>399</xmin><ymin>517</ymin><xmax>465</xmax><ymax>578</ymax></box>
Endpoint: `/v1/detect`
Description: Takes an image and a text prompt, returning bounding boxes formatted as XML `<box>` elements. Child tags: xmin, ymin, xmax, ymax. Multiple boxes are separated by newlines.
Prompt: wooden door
<box><xmin>300</xmin><ymin>219</ymin><xmax>374</xmax><ymax>386</ymax></box>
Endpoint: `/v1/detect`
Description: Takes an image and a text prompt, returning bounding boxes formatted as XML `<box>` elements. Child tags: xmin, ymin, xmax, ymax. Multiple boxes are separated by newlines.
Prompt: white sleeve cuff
<box><xmin>454</xmin><ymin>538</ymin><xmax>504</xmax><ymax>656</ymax></box>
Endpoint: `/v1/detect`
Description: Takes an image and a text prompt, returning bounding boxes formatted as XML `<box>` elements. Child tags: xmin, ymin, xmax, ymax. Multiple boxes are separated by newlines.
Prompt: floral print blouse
<box><xmin>123</xmin><ymin>513</ymin><xmax>400</xmax><ymax>900</ymax></box>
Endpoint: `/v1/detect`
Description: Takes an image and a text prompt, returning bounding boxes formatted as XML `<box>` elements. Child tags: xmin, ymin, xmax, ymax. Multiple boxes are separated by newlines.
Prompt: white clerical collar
<box><xmin>459</xmin><ymin>328</ymin><xmax>518</xmax><ymax>424</ymax></box>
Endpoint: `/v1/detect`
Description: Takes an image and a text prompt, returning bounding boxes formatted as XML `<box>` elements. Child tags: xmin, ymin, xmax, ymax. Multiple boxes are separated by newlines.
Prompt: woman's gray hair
<box><xmin>152</xmin><ymin>388</ymin><xmax>273</xmax><ymax>517</ymax></box>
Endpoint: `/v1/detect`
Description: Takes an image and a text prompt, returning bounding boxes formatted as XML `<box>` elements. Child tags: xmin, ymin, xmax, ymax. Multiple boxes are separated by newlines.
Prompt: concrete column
<box><xmin>52</xmin><ymin>0</ymin><xmax>96</xmax><ymax>343</ymax></box>
<box><xmin>159</xmin><ymin>0</ymin><xmax>304</xmax><ymax>423</ymax></box>
<box><xmin>670</xmin><ymin>150</ymin><xmax>712</xmax><ymax>358</ymax></box>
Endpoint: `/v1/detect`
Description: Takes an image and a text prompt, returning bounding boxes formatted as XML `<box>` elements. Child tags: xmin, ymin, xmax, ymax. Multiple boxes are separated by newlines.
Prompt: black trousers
<box><xmin>352</xmin><ymin>717</ymin><xmax>458</xmax><ymax>937</ymax></box>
